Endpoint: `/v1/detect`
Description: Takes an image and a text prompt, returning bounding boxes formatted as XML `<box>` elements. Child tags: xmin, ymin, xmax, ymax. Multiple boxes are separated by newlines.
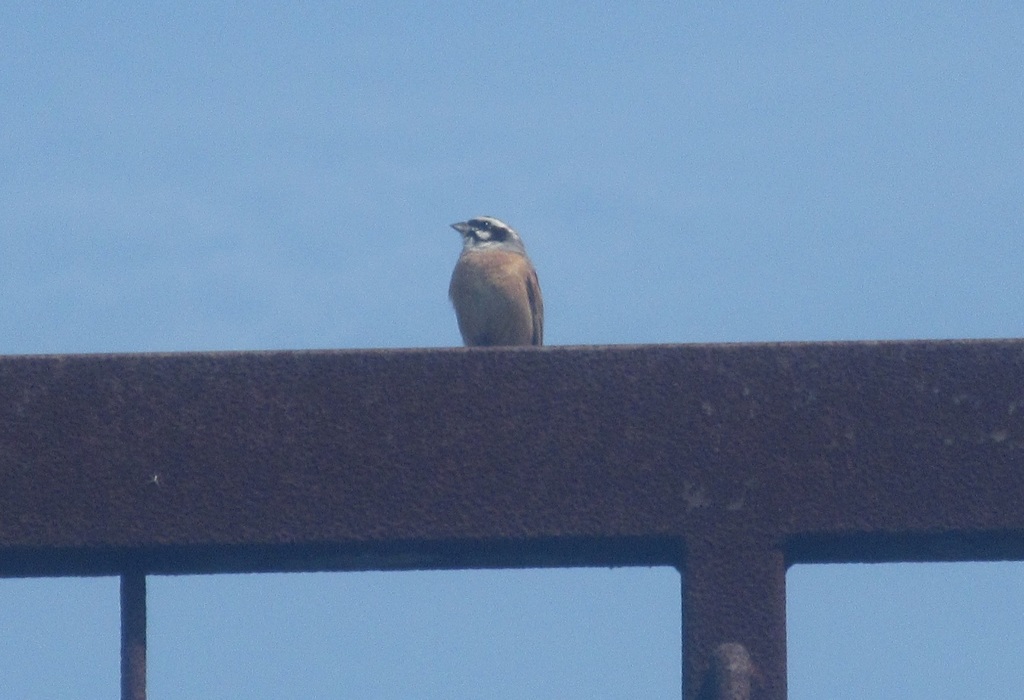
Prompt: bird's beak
<box><xmin>450</xmin><ymin>221</ymin><xmax>471</xmax><ymax>235</ymax></box>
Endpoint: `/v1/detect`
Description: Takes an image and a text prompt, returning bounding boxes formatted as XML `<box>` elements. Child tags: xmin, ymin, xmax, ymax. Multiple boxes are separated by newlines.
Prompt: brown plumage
<box><xmin>448</xmin><ymin>217</ymin><xmax>543</xmax><ymax>346</ymax></box>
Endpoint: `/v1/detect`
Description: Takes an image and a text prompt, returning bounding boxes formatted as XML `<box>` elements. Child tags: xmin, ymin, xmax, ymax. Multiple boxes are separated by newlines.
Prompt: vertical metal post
<box><xmin>120</xmin><ymin>571</ymin><xmax>146</xmax><ymax>700</ymax></box>
<box><xmin>685</xmin><ymin>539</ymin><xmax>786</xmax><ymax>700</ymax></box>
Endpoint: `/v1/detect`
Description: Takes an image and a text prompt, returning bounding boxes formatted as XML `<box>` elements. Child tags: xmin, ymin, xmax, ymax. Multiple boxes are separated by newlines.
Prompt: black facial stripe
<box><xmin>470</xmin><ymin>219</ymin><xmax>512</xmax><ymax>243</ymax></box>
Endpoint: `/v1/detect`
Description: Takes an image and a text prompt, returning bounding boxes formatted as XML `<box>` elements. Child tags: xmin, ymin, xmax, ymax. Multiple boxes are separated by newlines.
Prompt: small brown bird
<box><xmin>448</xmin><ymin>216</ymin><xmax>544</xmax><ymax>346</ymax></box>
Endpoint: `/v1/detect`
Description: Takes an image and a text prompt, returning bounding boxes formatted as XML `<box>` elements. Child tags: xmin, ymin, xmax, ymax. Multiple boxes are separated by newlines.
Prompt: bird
<box><xmin>447</xmin><ymin>216</ymin><xmax>544</xmax><ymax>346</ymax></box>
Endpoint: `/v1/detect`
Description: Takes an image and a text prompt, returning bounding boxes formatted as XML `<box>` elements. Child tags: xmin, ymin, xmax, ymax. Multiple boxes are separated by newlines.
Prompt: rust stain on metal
<box><xmin>1</xmin><ymin>340</ymin><xmax>1023</xmax><ymax>699</ymax></box>
<box><xmin>701</xmin><ymin>643</ymin><xmax>756</xmax><ymax>700</ymax></box>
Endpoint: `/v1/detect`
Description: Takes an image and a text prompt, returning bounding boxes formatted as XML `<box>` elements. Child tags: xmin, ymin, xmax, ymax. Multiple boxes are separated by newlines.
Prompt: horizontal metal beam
<box><xmin>2</xmin><ymin>340</ymin><xmax>1023</xmax><ymax>698</ymax></box>
<box><xmin>3</xmin><ymin>341</ymin><xmax>1022</xmax><ymax>568</ymax></box>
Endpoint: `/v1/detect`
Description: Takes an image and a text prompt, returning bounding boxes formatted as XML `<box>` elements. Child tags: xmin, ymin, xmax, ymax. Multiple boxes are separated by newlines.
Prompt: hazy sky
<box><xmin>2</xmin><ymin>3</ymin><xmax>1022</xmax><ymax>698</ymax></box>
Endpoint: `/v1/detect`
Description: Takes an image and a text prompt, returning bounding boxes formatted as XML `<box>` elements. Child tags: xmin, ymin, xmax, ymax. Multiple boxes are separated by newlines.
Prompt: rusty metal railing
<box><xmin>2</xmin><ymin>341</ymin><xmax>1022</xmax><ymax>699</ymax></box>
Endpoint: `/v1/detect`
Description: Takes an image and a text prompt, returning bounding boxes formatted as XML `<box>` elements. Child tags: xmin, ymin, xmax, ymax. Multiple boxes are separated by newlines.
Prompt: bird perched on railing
<box><xmin>447</xmin><ymin>216</ymin><xmax>544</xmax><ymax>347</ymax></box>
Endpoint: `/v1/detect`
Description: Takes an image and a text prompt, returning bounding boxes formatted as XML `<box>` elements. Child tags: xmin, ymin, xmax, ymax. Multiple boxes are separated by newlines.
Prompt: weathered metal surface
<box><xmin>703</xmin><ymin>643</ymin><xmax>756</xmax><ymax>700</ymax></box>
<box><xmin>2</xmin><ymin>340</ymin><xmax>1023</xmax><ymax>699</ymax></box>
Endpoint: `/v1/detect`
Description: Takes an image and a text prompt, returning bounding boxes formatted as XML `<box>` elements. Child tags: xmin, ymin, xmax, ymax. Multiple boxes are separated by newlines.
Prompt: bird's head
<box><xmin>450</xmin><ymin>216</ymin><xmax>527</xmax><ymax>255</ymax></box>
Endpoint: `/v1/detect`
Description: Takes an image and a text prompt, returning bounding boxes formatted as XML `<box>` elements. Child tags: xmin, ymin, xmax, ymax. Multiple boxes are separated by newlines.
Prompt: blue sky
<box><xmin>1</xmin><ymin>3</ymin><xmax>1022</xmax><ymax>698</ymax></box>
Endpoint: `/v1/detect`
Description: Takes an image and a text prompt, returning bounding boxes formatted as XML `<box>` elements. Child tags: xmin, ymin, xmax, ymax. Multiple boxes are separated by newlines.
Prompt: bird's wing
<box><xmin>526</xmin><ymin>265</ymin><xmax>543</xmax><ymax>346</ymax></box>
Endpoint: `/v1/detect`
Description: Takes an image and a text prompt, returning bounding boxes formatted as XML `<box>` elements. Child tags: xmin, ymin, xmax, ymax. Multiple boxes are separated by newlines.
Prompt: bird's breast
<box><xmin>448</xmin><ymin>249</ymin><xmax>539</xmax><ymax>346</ymax></box>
